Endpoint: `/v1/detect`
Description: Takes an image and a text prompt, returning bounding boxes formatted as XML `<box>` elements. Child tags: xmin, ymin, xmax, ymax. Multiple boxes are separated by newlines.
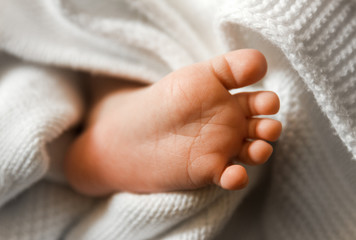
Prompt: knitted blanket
<box><xmin>0</xmin><ymin>0</ymin><xmax>355</xmax><ymax>239</ymax></box>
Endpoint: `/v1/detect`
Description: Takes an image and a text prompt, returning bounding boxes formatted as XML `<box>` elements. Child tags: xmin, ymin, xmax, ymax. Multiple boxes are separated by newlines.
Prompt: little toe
<box><xmin>238</xmin><ymin>140</ymin><xmax>273</xmax><ymax>165</ymax></box>
<box><xmin>219</xmin><ymin>165</ymin><xmax>248</xmax><ymax>190</ymax></box>
<box><xmin>247</xmin><ymin>118</ymin><xmax>282</xmax><ymax>141</ymax></box>
<box><xmin>235</xmin><ymin>91</ymin><xmax>280</xmax><ymax>116</ymax></box>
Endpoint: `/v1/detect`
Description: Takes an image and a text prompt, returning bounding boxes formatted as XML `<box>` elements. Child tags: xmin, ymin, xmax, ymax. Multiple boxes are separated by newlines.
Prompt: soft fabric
<box><xmin>0</xmin><ymin>0</ymin><xmax>355</xmax><ymax>239</ymax></box>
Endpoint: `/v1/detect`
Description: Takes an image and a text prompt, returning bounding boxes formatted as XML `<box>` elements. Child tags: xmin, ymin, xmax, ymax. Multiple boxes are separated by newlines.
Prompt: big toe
<box><xmin>209</xmin><ymin>49</ymin><xmax>267</xmax><ymax>90</ymax></box>
<box><xmin>164</xmin><ymin>49</ymin><xmax>268</xmax><ymax>93</ymax></box>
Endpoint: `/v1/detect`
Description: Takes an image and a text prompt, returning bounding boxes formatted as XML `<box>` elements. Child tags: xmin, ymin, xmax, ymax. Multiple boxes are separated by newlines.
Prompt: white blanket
<box><xmin>0</xmin><ymin>0</ymin><xmax>355</xmax><ymax>239</ymax></box>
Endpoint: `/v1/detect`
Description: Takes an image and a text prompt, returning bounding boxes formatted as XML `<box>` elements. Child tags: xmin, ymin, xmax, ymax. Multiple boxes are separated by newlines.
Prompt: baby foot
<box><xmin>64</xmin><ymin>49</ymin><xmax>281</xmax><ymax>196</ymax></box>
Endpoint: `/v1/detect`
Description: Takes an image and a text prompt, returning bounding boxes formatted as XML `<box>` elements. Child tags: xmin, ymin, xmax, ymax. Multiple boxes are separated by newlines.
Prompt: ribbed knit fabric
<box><xmin>0</xmin><ymin>181</ymin><xmax>94</xmax><ymax>240</ymax></box>
<box><xmin>0</xmin><ymin>53</ymin><xmax>84</xmax><ymax>208</ymax></box>
<box><xmin>219</xmin><ymin>0</ymin><xmax>356</xmax><ymax>159</ymax></box>
<box><xmin>0</xmin><ymin>0</ymin><xmax>355</xmax><ymax>239</ymax></box>
<box><xmin>217</xmin><ymin>1</ymin><xmax>356</xmax><ymax>239</ymax></box>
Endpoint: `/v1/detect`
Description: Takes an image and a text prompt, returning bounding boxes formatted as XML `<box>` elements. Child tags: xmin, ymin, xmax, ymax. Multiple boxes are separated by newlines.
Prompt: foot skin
<box><xmin>64</xmin><ymin>49</ymin><xmax>281</xmax><ymax>196</ymax></box>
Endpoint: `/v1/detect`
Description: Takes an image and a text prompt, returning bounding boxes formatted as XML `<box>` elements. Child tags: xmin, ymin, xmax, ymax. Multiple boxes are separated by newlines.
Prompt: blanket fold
<box><xmin>0</xmin><ymin>54</ymin><xmax>83</xmax><ymax>208</ymax></box>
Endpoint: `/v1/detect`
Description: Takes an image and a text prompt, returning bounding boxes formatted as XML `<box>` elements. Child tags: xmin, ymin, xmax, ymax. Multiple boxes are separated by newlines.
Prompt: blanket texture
<box><xmin>0</xmin><ymin>0</ymin><xmax>355</xmax><ymax>239</ymax></box>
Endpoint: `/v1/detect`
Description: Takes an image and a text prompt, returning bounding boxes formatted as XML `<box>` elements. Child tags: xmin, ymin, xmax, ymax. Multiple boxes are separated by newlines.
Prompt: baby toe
<box><xmin>219</xmin><ymin>165</ymin><xmax>248</xmax><ymax>190</ymax></box>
